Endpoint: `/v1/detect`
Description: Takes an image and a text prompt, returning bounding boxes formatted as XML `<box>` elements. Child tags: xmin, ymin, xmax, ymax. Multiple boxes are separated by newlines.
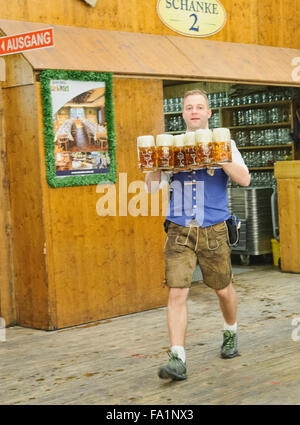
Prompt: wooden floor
<box><xmin>1</xmin><ymin>265</ymin><xmax>300</xmax><ymax>405</ymax></box>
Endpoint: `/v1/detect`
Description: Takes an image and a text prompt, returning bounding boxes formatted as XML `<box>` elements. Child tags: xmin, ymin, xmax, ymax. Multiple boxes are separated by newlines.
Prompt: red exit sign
<box><xmin>0</xmin><ymin>28</ymin><xmax>54</xmax><ymax>56</ymax></box>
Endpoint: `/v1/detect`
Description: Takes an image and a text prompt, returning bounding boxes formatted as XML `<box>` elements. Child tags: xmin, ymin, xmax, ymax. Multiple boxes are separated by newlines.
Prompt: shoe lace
<box><xmin>223</xmin><ymin>330</ymin><xmax>235</xmax><ymax>349</ymax></box>
<box><xmin>168</xmin><ymin>351</ymin><xmax>179</xmax><ymax>361</ymax></box>
<box><xmin>168</xmin><ymin>351</ymin><xmax>184</xmax><ymax>367</ymax></box>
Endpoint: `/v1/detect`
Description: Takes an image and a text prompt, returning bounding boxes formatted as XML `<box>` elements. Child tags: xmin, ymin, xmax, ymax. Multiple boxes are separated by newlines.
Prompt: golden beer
<box><xmin>137</xmin><ymin>135</ymin><xmax>157</xmax><ymax>171</ymax></box>
<box><xmin>195</xmin><ymin>129</ymin><xmax>213</xmax><ymax>166</ymax></box>
<box><xmin>156</xmin><ymin>134</ymin><xmax>174</xmax><ymax>170</ymax></box>
<box><xmin>173</xmin><ymin>134</ymin><xmax>186</xmax><ymax>171</ymax></box>
<box><xmin>184</xmin><ymin>132</ymin><xmax>198</xmax><ymax>169</ymax></box>
<box><xmin>212</xmin><ymin>128</ymin><xmax>232</xmax><ymax>164</ymax></box>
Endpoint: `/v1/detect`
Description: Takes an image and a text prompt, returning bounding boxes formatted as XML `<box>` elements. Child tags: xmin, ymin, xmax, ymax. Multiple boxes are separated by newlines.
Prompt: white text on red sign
<box><xmin>0</xmin><ymin>28</ymin><xmax>54</xmax><ymax>56</ymax></box>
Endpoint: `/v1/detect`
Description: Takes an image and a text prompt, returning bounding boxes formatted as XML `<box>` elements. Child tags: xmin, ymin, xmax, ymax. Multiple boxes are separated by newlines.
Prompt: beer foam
<box><xmin>212</xmin><ymin>128</ymin><xmax>231</xmax><ymax>142</ymax></box>
<box><xmin>156</xmin><ymin>134</ymin><xmax>174</xmax><ymax>147</ymax></box>
<box><xmin>137</xmin><ymin>135</ymin><xmax>155</xmax><ymax>148</ymax></box>
<box><xmin>195</xmin><ymin>129</ymin><xmax>212</xmax><ymax>143</ymax></box>
<box><xmin>184</xmin><ymin>132</ymin><xmax>196</xmax><ymax>146</ymax></box>
<box><xmin>173</xmin><ymin>134</ymin><xmax>185</xmax><ymax>147</ymax></box>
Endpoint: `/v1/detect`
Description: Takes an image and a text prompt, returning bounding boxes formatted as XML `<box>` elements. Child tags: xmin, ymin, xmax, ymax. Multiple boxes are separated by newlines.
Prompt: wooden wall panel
<box><xmin>277</xmin><ymin>180</ymin><xmax>300</xmax><ymax>273</ymax></box>
<box><xmin>0</xmin><ymin>0</ymin><xmax>299</xmax><ymax>49</ymax></box>
<box><xmin>1</xmin><ymin>54</ymin><xmax>34</xmax><ymax>88</ymax></box>
<box><xmin>3</xmin><ymin>85</ymin><xmax>49</xmax><ymax>329</ymax></box>
<box><xmin>37</xmin><ymin>78</ymin><xmax>167</xmax><ymax>329</ymax></box>
<box><xmin>275</xmin><ymin>161</ymin><xmax>300</xmax><ymax>273</ymax></box>
<box><xmin>0</xmin><ymin>88</ymin><xmax>17</xmax><ymax>325</ymax></box>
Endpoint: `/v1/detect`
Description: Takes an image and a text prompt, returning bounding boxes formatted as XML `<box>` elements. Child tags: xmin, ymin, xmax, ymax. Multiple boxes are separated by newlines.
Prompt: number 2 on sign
<box><xmin>189</xmin><ymin>14</ymin><xmax>199</xmax><ymax>32</ymax></box>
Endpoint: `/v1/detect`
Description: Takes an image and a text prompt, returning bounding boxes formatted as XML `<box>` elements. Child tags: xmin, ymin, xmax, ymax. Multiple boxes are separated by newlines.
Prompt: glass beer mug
<box><xmin>173</xmin><ymin>134</ymin><xmax>186</xmax><ymax>171</ymax></box>
<box><xmin>156</xmin><ymin>134</ymin><xmax>174</xmax><ymax>170</ymax></box>
<box><xmin>212</xmin><ymin>128</ymin><xmax>232</xmax><ymax>164</ymax></box>
<box><xmin>195</xmin><ymin>129</ymin><xmax>213</xmax><ymax>166</ymax></box>
<box><xmin>184</xmin><ymin>132</ymin><xmax>198</xmax><ymax>169</ymax></box>
<box><xmin>137</xmin><ymin>135</ymin><xmax>157</xmax><ymax>171</ymax></box>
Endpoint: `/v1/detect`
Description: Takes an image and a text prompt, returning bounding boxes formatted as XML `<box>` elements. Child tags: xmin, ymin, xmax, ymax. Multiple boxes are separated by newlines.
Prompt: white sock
<box><xmin>171</xmin><ymin>345</ymin><xmax>186</xmax><ymax>363</ymax></box>
<box><xmin>224</xmin><ymin>321</ymin><xmax>237</xmax><ymax>333</ymax></box>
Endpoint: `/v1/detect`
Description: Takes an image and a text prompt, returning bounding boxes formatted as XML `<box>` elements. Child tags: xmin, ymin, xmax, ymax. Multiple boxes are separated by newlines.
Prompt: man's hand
<box><xmin>145</xmin><ymin>170</ymin><xmax>162</xmax><ymax>193</ymax></box>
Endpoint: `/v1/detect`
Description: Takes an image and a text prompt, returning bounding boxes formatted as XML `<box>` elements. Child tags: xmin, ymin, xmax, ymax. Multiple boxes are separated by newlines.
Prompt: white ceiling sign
<box><xmin>157</xmin><ymin>0</ymin><xmax>227</xmax><ymax>37</ymax></box>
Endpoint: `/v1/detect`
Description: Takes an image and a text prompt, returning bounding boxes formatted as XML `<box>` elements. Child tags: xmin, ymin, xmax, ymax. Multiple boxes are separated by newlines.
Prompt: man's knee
<box><xmin>215</xmin><ymin>282</ymin><xmax>233</xmax><ymax>299</ymax></box>
<box><xmin>168</xmin><ymin>287</ymin><xmax>189</xmax><ymax>304</ymax></box>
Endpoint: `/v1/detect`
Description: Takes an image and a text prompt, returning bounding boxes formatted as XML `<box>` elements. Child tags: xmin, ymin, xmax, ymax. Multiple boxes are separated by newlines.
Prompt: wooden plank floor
<box><xmin>1</xmin><ymin>265</ymin><xmax>300</xmax><ymax>405</ymax></box>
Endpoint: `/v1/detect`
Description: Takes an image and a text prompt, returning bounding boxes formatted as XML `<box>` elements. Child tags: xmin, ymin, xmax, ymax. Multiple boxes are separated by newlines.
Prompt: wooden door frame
<box><xmin>0</xmin><ymin>83</ymin><xmax>17</xmax><ymax>326</ymax></box>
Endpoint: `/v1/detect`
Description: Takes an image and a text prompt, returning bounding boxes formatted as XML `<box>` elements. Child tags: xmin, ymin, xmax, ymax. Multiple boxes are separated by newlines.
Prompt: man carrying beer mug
<box><xmin>145</xmin><ymin>89</ymin><xmax>250</xmax><ymax>381</ymax></box>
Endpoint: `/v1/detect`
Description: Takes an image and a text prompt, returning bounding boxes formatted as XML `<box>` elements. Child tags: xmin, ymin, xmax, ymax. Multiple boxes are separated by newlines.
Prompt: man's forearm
<box><xmin>221</xmin><ymin>162</ymin><xmax>251</xmax><ymax>187</ymax></box>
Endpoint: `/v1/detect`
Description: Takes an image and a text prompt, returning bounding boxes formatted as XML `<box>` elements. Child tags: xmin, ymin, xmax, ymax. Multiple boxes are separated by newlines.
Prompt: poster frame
<box><xmin>40</xmin><ymin>69</ymin><xmax>116</xmax><ymax>188</ymax></box>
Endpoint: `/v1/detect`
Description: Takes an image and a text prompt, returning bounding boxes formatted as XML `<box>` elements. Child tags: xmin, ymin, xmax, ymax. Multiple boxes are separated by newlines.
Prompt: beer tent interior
<box><xmin>1</xmin><ymin>19</ymin><xmax>300</xmax><ymax>329</ymax></box>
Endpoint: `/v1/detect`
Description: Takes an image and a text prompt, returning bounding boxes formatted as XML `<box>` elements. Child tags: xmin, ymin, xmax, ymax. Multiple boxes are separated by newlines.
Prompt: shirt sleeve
<box><xmin>231</xmin><ymin>139</ymin><xmax>249</xmax><ymax>172</ymax></box>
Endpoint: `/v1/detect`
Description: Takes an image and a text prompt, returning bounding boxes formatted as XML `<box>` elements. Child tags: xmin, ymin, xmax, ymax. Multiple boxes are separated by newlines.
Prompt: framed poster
<box><xmin>40</xmin><ymin>70</ymin><xmax>116</xmax><ymax>187</ymax></box>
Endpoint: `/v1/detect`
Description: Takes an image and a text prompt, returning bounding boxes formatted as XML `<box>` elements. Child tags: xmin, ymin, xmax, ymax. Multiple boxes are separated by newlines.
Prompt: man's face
<box><xmin>182</xmin><ymin>94</ymin><xmax>212</xmax><ymax>131</ymax></box>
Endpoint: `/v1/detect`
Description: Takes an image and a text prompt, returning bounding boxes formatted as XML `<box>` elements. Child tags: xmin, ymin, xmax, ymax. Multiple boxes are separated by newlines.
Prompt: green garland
<box><xmin>40</xmin><ymin>69</ymin><xmax>117</xmax><ymax>188</ymax></box>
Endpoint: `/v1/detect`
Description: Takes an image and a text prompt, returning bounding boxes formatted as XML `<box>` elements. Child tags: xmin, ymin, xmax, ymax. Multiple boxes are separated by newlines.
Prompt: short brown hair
<box><xmin>182</xmin><ymin>89</ymin><xmax>210</xmax><ymax>109</ymax></box>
